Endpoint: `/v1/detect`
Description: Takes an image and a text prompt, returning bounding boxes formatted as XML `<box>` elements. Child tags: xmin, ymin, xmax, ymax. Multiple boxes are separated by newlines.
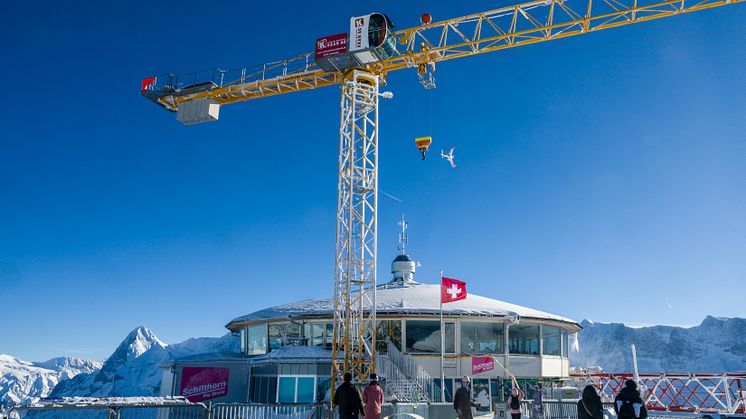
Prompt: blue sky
<box><xmin>1</xmin><ymin>0</ymin><xmax>744</xmax><ymax>362</ymax></box>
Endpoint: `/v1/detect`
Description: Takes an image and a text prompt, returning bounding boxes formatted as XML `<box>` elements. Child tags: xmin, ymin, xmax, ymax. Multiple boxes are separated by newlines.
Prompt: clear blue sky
<box><xmin>1</xmin><ymin>0</ymin><xmax>744</xmax><ymax>362</ymax></box>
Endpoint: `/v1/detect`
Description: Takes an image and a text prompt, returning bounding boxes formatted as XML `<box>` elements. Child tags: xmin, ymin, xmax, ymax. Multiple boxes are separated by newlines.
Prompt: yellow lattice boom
<box><xmin>144</xmin><ymin>0</ymin><xmax>742</xmax><ymax>111</ymax></box>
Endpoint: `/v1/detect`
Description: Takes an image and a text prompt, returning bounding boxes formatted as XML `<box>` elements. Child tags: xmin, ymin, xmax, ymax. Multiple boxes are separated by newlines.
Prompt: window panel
<box><xmin>405</xmin><ymin>320</ymin><xmax>454</xmax><ymax>353</ymax></box>
<box><xmin>542</xmin><ymin>326</ymin><xmax>561</xmax><ymax>356</ymax></box>
<box><xmin>297</xmin><ymin>377</ymin><xmax>315</xmax><ymax>403</ymax></box>
<box><xmin>247</xmin><ymin>324</ymin><xmax>268</xmax><ymax>355</ymax></box>
<box><xmin>269</xmin><ymin>323</ymin><xmax>301</xmax><ymax>350</ymax></box>
<box><xmin>509</xmin><ymin>324</ymin><xmax>540</xmax><ymax>355</ymax></box>
<box><xmin>278</xmin><ymin>377</ymin><xmax>296</xmax><ymax>403</ymax></box>
<box><xmin>316</xmin><ymin>376</ymin><xmax>331</xmax><ymax>403</ymax></box>
<box><xmin>267</xmin><ymin>377</ymin><xmax>277</xmax><ymax>403</ymax></box>
<box><xmin>473</xmin><ymin>379</ymin><xmax>491</xmax><ymax>412</ymax></box>
<box><xmin>376</xmin><ymin>320</ymin><xmax>402</xmax><ymax>352</ymax></box>
<box><xmin>461</xmin><ymin>322</ymin><xmax>504</xmax><ymax>355</ymax></box>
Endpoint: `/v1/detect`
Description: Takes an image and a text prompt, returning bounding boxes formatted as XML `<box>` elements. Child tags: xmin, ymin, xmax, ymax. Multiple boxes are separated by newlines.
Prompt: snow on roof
<box><xmin>33</xmin><ymin>396</ymin><xmax>194</xmax><ymax>407</ymax></box>
<box><xmin>227</xmin><ymin>282</ymin><xmax>579</xmax><ymax>330</ymax></box>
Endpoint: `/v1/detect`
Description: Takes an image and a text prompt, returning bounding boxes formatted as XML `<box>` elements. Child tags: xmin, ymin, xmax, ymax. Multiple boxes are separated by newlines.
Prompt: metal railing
<box><xmin>212</xmin><ymin>403</ymin><xmax>325</xmax><ymax>419</ymax></box>
<box><xmin>8</xmin><ymin>399</ymin><xmax>741</xmax><ymax>419</ymax></box>
<box><xmin>386</xmin><ymin>341</ymin><xmax>438</xmax><ymax>402</ymax></box>
<box><xmin>143</xmin><ymin>54</ymin><xmax>318</xmax><ymax>101</ymax></box>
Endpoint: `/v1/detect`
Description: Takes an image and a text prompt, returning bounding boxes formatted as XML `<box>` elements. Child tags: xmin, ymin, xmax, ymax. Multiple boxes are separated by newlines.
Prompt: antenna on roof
<box><xmin>397</xmin><ymin>214</ymin><xmax>408</xmax><ymax>255</ymax></box>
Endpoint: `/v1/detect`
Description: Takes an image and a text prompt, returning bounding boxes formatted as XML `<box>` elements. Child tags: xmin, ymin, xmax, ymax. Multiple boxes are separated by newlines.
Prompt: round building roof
<box><xmin>392</xmin><ymin>254</ymin><xmax>414</xmax><ymax>262</ymax></box>
<box><xmin>225</xmin><ymin>282</ymin><xmax>580</xmax><ymax>332</ymax></box>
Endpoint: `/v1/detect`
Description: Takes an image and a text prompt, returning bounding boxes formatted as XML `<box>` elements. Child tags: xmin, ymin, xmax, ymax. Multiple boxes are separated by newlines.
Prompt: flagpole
<box><xmin>440</xmin><ymin>269</ymin><xmax>445</xmax><ymax>403</ymax></box>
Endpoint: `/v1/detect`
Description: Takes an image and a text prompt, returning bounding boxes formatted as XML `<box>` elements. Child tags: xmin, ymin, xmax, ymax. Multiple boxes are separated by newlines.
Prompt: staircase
<box><xmin>377</xmin><ymin>352</ymin><xmax>429</xmax><ymax>402</ymax></box>
<box><xmin>375</xmin><ymin>341</ymin><xmax>439</xmax><ymax>402</ymax></box>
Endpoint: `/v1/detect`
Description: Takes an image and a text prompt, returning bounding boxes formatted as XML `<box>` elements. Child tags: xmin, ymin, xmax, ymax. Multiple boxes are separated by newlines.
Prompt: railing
<box><xmin>212</xmin><ymin>403</ymin><xmax>326</xmax><ymax>419</ymax></box>
<box><xmin>576</xmin><ymin>372</ymin><xmax>746</xmax><ymax>414</ymax></box>
<box><xmin>8</xmin><ymin>400</ymin><xmax>738</xmax><ymax>419</ymax></box>
<box><xmin>377</xmin><ymin>352</ymin><xmax>421</xmax><ymax>402</ymax></box>
<box><xmin>143</xmin><ymin>54</ymin><xmax>318</xmax><ymax>101</ymax></box>
<box><xmin>386</xmin><ymin>341</ymin><xmax>438</xmax><ymax>402</ymax></box>
<box><xmin>7</xmin><ymin>403</ymin><xmax>206</xmax><ymax>419</ymax></box>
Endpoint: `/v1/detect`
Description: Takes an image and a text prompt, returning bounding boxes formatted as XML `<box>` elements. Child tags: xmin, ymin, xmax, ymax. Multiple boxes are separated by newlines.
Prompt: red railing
<box><xmin>572</xmin><ymin>372</ymin><xmax>746</xmax><ymax>414</ymax></box>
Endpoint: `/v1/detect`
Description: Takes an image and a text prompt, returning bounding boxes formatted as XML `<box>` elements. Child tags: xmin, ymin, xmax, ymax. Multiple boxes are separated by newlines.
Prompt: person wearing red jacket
<box><xmin>362</xmin><ymin>374</ymin><xmax>384</xmax><ymax>419</ymax></box>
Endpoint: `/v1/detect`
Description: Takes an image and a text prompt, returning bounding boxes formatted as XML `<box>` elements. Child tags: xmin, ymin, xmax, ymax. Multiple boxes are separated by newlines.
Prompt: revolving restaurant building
<box><xmin>161</xmin><ymin>249</ymin><xmax>581</xmax><ymax>408</ymax></box>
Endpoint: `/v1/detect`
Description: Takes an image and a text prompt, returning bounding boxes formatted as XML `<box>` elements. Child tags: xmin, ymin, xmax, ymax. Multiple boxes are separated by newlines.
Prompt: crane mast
<box><xmin>141</xmin><ymin>0</ymin><xmax>744</xmax><ymax>398</ymax></box>
<box><xmin>333</xmin><ymin>70</ymin><xmax>380</xmax><ymax>384</ymax></box>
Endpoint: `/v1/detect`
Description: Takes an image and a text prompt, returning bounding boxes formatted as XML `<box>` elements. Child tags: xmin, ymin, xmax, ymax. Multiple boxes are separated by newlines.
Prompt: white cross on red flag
<box><xmin>441</xmin><ymin>277</ymin><xmax>467</xmax><ymax>303</ymax></box>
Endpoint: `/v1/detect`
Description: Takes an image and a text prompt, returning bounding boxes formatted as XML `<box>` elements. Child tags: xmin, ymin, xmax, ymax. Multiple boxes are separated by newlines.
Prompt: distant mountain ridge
<box><xmin>0</xmin><ymin>355</ymin><xmax>101</xmax><ymax>408</ymax></box>
<box><xmin>49</xmin><ymin>326</ymin><xmax>239</xmax><ymax>399</ymax></box>
<box><xmin>573</xmin><ymin>316</ymin><xmax>746</xmax><ymax>372</ymax></box>
<box><xmin>0</xmin><ymin>327</ymin><xmax>239</xmax><ymax>409</ymax></box>
<box><xmin>4</xmin><ymin>316</ymin><xmax>745</xmax><ymax>408</ymax></box>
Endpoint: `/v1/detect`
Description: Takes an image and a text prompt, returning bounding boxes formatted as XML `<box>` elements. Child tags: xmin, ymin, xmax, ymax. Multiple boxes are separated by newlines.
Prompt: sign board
<box><xmin>316</xmin><ymin>33</ymin><xmax>347</xmax><ymax>58</ymax></box>
<box><xmin>179</xmin><ymin>367</ymin><xmax>229</xmax><ymax>402</ymax></box>
<box><xmin>349</xmin><ymin>14</ymin><xmax>370</xmax><ymax>52</ymax></box>
<box><xmin>471</xmin><ymin>356</ymin><xmax>495</xmax><ymax>374</ymax></box>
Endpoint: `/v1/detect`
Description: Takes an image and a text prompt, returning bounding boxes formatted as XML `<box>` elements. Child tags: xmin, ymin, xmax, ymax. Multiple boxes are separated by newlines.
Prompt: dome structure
<box><xmin>225</xmin><ymin>281</ymin><xmax>578</xmax><ymax>331</ymax></box>
<box><xmin>163</xmin><ymin>222</ymin><xmax>582</xmax><ymax>407</ymax></box>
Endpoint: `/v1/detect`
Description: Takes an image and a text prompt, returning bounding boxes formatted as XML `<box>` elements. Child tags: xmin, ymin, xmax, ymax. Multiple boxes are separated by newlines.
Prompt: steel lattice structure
<box><xmin>332</xmin><ymin>70</ymin><xmax>379</xmax><ymax>385</ymax></box>
<box><xmin>575</xmin><ymin>373</ymin><xmax>746</xmax><ymax>414</ymax></box>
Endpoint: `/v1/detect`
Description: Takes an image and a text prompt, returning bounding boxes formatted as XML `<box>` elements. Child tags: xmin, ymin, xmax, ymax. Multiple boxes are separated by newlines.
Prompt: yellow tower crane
<box><xmin>142</xmin><ymin>0</ymin><xmax>743</xmax><ymax>400</ymax></box>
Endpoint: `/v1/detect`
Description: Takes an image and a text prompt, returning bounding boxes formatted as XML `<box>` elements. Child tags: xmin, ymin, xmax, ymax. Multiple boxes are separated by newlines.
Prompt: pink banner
<box><xmin>179</xmin><ymin>367</ymin><xmax>229</xmax><ymax>402</ymax></box>
<box><xmin>472</xmin><ymin>356</ymin><xmax>495</xmax><ymax>374</ymax></box>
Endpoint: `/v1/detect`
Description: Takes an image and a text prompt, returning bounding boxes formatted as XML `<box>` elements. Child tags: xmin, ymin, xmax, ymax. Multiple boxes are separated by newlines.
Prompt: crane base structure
<box><xmin>332</xmin><ymin>70</ymin><xmax>380</xmax><ymax>387</ymax></box>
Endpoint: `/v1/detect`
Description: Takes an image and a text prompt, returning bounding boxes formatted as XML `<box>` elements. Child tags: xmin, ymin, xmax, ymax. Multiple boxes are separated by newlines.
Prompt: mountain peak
<box><xmin>121</xmin><ymin>326</ymin><xmax>166</xmax><ymax>358</ymax></box>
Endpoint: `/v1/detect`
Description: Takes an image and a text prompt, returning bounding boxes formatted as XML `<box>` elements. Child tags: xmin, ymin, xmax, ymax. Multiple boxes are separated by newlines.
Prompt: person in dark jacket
<box><xmin>614</xmin><ymin>379</ymin><xmax>647</xmax><ymax>419</ymax></box>
<box><xmin>578</xmin><ymin>385</ymin><xmax>604</xmax><ymax>419</ymax></box>
<box><xmin>334</xmin><ymin>372</ymin><xmax>365</xmax><ymax>419</ymax></box>
<box><xmin>453</xmin><ymin>376</ymin><xmax>476</xmax><ymax>419</ymax></box>
<box><xmin>508</xmin><ymin>386</ymin><xmax>525</xmax><ymax>419</ymax></box>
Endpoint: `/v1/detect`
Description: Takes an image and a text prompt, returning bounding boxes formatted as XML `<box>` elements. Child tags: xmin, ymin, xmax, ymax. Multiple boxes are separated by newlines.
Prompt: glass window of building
<box><xmin>461</xmin><ymin>321</ymin><xmax>504</xmax><ymax>355</ymax></box>
<box><xmin>276</xmin><ymin>376</ymin><xmax>316</xmax><ymax>403</ymax></box>
<box><xmin>247</xmin><ymin>324</ymin><xmax>268</xmax><ymax>355</ymax></box>
<box><xmin>542</xmin><ymin>326</ymin><xmax>561</xmax><ymax>356</ymax></box>
<box><xmin>376</xmin><ymin>320</ymin><xmax>402</xmax><ymax>352</ymax></box>
<box><xmin>278</xmin><ymin>377</ymin><xmax>296</xmax><ymax>403</ymax></box>
<box><xmin>434</xmin><ymin>378</ymin><xmax>454</xmax><ymax>402</ymax></box>
<box><xmin>297</xmin><ymin>377</ymin><xmax>315</xmax><ymax>403</ymax></box>
<box><xmin>304</xmin><ymin>323</ymin><xmax>326</xmax><ymax>347</ymax></box>
<box><xmin>250</xmin><ymin>376</ymin><xmax>278</xmax><ymax>403</ymax></box>
<box><xmin>563</xmin><ymin>330</ymin><xmax>570</xmax><ymax>358</ymax></box>
<box><xmin>316</xmin><ymin>376</ymin><xmax>331</xmax><ymax>403</ymax></box>
<box><xmin>269</xmin><ymin>322</ymin><xmax>301</xmax><ymax>350</ymax></box>
<box><xmin>473</xmin><ymin>379</ymin><xmax>491</xmax><ymax>412</ymax></box>
<box><xmin>405</xmin><ymin>320</ymin><xmax>454</xmax><ymax>353</ymax></box>
<box><xmin>509</xmin><ymin>324</ymin><xmax>540</xmax><ymax>355</ymax></box>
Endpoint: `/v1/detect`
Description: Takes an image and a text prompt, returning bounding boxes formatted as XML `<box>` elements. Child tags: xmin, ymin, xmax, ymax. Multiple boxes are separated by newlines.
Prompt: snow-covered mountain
<box><xmin>49</xmin><ymin>326</ymin><xmax>239</xmax><ymax>399</ymax></box>
<box><xmin>0</xmin><ymin>355</ymin><xmax>101</xmax><ymax>408</ymax></box>
<box><xmin>0</xmin><ymin>326</ymin><xmax>240</xmax><ymax>408</ymax></box>
<box><xmin>573</xmin><ymin>316</ymin><xmax>746</xmax><ymax>372</ymax></box>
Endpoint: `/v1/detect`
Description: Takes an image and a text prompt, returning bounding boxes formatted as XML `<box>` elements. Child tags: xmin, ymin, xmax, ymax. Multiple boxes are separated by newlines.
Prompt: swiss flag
<box><xmin>441</xmin><ymin>277</ymin><xmax>467</xmax><ymax>303</ymax></box>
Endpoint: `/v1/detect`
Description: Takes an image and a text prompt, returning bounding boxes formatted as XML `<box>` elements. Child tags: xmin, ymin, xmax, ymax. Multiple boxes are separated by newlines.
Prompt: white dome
<box><xmin>226</xmin><ymin>282</ymin><xmax>579</xmax><ymax>331</ymax></box>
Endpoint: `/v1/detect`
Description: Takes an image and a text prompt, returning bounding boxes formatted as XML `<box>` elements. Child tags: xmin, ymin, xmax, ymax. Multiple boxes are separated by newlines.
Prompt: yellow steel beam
<box><xmin>151</xmin><ymin>0</ymin><xmax>742</xmax><ymax>110</ymax></box>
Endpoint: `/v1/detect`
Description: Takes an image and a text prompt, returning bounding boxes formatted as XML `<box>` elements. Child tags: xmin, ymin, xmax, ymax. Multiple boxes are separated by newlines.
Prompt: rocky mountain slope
<box><xmin>573</xmin><ymin>316</ymin><xmax>746</xmax><ymax>372</ymax></box>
